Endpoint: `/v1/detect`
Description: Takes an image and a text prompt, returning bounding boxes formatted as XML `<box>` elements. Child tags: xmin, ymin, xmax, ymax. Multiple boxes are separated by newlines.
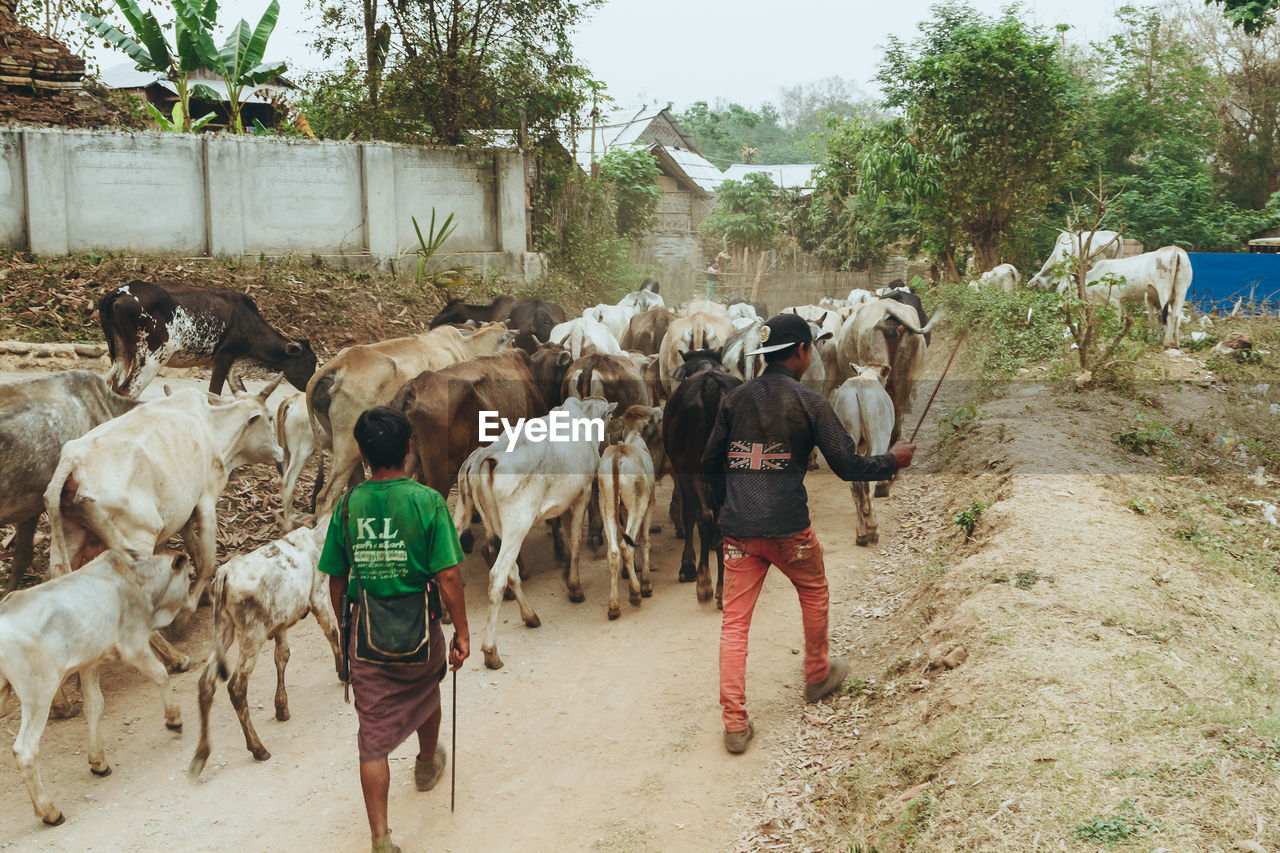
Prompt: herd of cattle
<box><xmin>0</xmin><ymin>228</ymin><xmax>1183</xmax><ymax>827</ymax></box>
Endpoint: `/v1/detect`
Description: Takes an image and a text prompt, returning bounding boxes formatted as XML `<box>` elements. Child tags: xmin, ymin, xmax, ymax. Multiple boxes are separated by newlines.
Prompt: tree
<box><xmin>82</xmin><ymin>0</ymin><xmax>218</xmax><ymax>132</ymax></box>
<box><xmin>867</xmin><ymin>3</ymin><xmax>1077</xmax><ymax>275</ymax></box>
<box><xmin>1207</xmin><ymin>0</ymin><xmax>1280</xmax><ymax>32</ymax></box>
<box><xmin>598</xmin><ymin>148</ymin><xmax>661</xmax><ymax>239</ymax></box>
<box><xmin>20</xmin><ymin>0</ymin><xmax>115</xmax><ymax>57</ymax></box>
<box><xmin>677</xmin><ymin>100</ymin><xmax>814</xmax><ymax>165</ymax></box>
<box><xmin>700</xmin><ymin>173</ymin><xmax>783</xmax><ymax>251</ymax></box>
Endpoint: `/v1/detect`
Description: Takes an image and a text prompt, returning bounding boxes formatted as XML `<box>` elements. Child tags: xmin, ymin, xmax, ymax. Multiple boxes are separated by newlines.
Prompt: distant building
<box><xmin>720</xmin><ymin>163</ymin><xmax>819</xmax><ymax>195</ymax></box>
<box><xmin>100</xmin><ymin>62</ymin><xmax>294</xmax><ymax>130</ymax></box>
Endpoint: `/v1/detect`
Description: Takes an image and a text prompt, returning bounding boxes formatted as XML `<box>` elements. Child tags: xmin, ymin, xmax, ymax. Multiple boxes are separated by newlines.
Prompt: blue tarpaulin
<box><xmin>1186</xmin><ymin>253</ymin><xmax>1280</xmax><ymax>313</ymax></box>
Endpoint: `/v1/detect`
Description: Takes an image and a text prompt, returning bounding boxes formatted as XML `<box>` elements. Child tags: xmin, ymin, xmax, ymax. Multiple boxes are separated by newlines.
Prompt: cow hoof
<box><xmin>855</xmin><ymin>535</ymin><xmax>869</xmax><ymax>547</ymax></box>
<box><xmin>167</xmin><ymin>656</ymin><xmax>193</xmax><ymax>674</ymax></box>
<box><xmin>275</xmin><ymin>708</ymin><xmax>290</xmax><ymax>722</ymax></box>
<box><xmin>568</xmin><ymin>588</ymin><xmax>585</xmax><ymax>604</ymax></box>
<box><xmin>250</xmin><ymin>747</ymin><xmax>271</xmax><ymax>762</ymax></box>
<box><xmin>608</xmin><ymin>606</ymin><xmax>621</xmax><ymax>620</ymax></box>
<box><xmin>697</xmin><ymin>586</ymin><xmax>713</xmax><ymax>603</ymax></box>
<box><xmin>716</xmin><ymin>595</ymin><xmax>723</xmax><ymax>611</ymax></box>
<box><xmin>873</xmin><ymin>484</ymin><xmax>890</xmax><ymax>498</ymax></box>
<box><xmin>524</xmin><ymin>614</ymin><xmax>541</xmax><ymax>629</ymax></box>
<box><xmin>674</xmin><ymin>529</ymin><xmax>686</xmax><ymax>540</ymax></box>
<box><xmin>459</xmin><ymin>529</ymin><xmax>475</xmax><ymax>554</ymax></box>
<box><xmin>629</xmin><ymin>592</ymin><xmax>641</xmax><ymax>606</ymax></box>
<box><xmin>43</xmin><ymin>811</ymin><xmax>65</xmax><ymax>827</ymax></box>
<box><xmin>483</xmin><ymin>649</ymin><xmax>504</xmax><ymax>670</ymax></box>
<box><xmin>678</xmin><ymin>566</ymin><xmax>696</xmax><ymax>583</ymax></box>
<box><xmin>641</xmin><ymin>584</ymin><xmax>653</xmax><ymax>598</ymax></box>
<box><xmin>187</xmin><ymin>757</ymin><xmax>207</xmax><ymax>779</ymax></box>
<box><xmin>165</xmin><ymin>720</ymin><xmax>183</xmax><ymax>732</ymax></box>
<box><xmin>51</xmin><ymin>702</ymin><xmax>82</xmax><ymax>721</ymax></box>
<box><xmin>90</xmin><ymin>765</ymin><xmax>111</xmax><ymax>778</ymax></box>
<box><xmin>503</xmin><ymin>586</ymin><xmax>516</xmax><ymax>601</ymax></box>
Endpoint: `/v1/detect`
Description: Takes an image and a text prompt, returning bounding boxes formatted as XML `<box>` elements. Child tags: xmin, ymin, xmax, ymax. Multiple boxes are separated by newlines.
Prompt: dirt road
<box><xmin>0</xmin><ymin>366</ymin><xmax>904</xmax><ymax>852</ymax></box>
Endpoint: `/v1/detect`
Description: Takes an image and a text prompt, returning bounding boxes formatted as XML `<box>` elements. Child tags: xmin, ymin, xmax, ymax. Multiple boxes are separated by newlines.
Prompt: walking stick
<box><xmin>908</xmin><ymin>328</ymin><xmax>969</xmax><ymax>443</ymax></box>
<box><xmin>450</xmin><ymin>667</ymin><xmax>457</xmax><ymax>813</ymax></box>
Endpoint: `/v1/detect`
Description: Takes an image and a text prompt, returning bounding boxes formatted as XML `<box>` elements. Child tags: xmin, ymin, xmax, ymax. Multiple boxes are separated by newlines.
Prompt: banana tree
<box><xmin>176</xmin><ymin>0</ymin><xmax>284</xmax><ymax>133</ymax></box>
<box><xmin>82</xmin><ymin>0</ymin><xmax>217</xmax><ymax>132</ymax></box>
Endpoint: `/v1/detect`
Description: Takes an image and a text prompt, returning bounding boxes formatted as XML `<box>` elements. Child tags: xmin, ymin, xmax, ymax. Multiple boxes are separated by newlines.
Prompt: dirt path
<box><xmin>0</xmin><ymin>411</ymin><xmax>907</xmax><ymax>851</ymax></box>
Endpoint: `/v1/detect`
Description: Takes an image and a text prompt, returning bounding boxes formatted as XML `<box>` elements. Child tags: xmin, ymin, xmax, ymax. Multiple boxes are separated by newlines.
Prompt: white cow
<box><xmin>189</xmin><ymin>521</ymin><xmax>340</xmax><ymax>776</ymax></box>
<box><xmin>583</xmin><ymin>303</ymin><xmax>638</xmax><ymax>342</ymax></box>
<box><xmin>845</xmin><ymin>289</ymin><xmax>877</xmax><ymax>309</ymax></box>
<box><xmin>781</xmin><ymin>305</ymin><xmax>844</xmax><ymax>394</ymax></box>
<box><xmin>549</xmin><ymin>316</ymin><xmax>623</xmax><ymax>359</ymax></box>
<box><xmin>617</xmin><ymin>279</ymin><xmax>664</xmax><ymax>311</ymax></box>
<box><xmin>658</xmin><ymin>310</ymin><xmax>734</xmax><ymax>396</ymax></box>
<box><xmin>977</xmin><ymin>263</ymin><xmax>1020</xmax><ymax>292</ymax></box>
<box><xmin>727</xmin><ymin>302</ymin><xmax>759</xmax><ymax>324</ymax></box>
<box><xmin>1027</xmin><ymin>229</ymin><xmax>1124</xmax><ymax>290</ymax></box>
<box><xmin>679</xmin><ymin>299</ymin><xmax>729</xmax><ymax>317</ymax></box>
<box><xmin>0</xmin><ymin>550</ymin><xmax>190</xmax><ymax>826</ymax></box>
<box><xmin>461</xmin><ymin>397</ymin><xmax>617</xmax><ymax>669</ymax></box>
<box><xmin>831</xmin><ymin>365</ymin><xmax>895</xmax><ymax>546</ymax></box>
<box><xmin>597</xmin><ymin>405</ymin><xmax>661</xmax><ymax>621</ymax></box>
<box><xmin>1080</xmin><ymin>246</ymin><xmax>1193</xmax><ymax>347</ymax></box>
<box><xmin>721</xmin><ymin>317</ymin><xmax>832</xmax><ymax>393</ymax></box>
<box><xmin>45</xmin><ymin>381</ymin><xmax>284</xmax><ymax>662</ymax></box>
<box><xmin>276</xmin><ymin>392</ymin><xmax>317</xmax><ymax>532</ymax></box>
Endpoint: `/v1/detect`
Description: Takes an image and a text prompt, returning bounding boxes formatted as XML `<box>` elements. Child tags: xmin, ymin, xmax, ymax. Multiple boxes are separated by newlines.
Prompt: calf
<box><xmin>0</xmin><ymin>371</ymin><xmax>137</xmax><ymax>593</ymax></box>
<box><xmin>0</xmin><ymin>550</ymin><xmax>189</xmax><ymax>826</ymax></box>
<box><xmin>977</xmin><ymin>263</ymin><xmax>1019</xmax><ymax>292</ymax></box>
<box><xmin>100</xmin><ymin>281</ymin><xmax>315</xmax><ymax>397</ymax></box>
<box><xmin>462</xmin><ymin>397</ymin><xmax>617</xmax><ymax>669</ymax></box>
<box><xmin>45</xmin><ymin>381</ymin><xmax>284</xmax><ymax>663</ymax></box>
<box><xmin>663</xmin><ymin>351</ymin><xmax>742</xmax><ymax>607</ymax></box>
<box><xmin>831</xmin><ymin>365</ymin><xmax>895</xmax><ymax>545</ymax></box>
<box><xmin>276</xmin><ymin>392</ymin><xmax>319</xmax><ymax>532</ymax></box>
<box><xmin>427</xmin><ymin>293</ymin><xmax>517</xmax><ymax>329</ymax></box>
<box><xmin>598</xmin><ymin>406</ymin><xmax>662</xmax><ymax>620</ymax></box>
<box><xmin>189</xmin><ymin>522</ymin><xmax>340</xmax><ymax>776</ymax></box>
<box><xmin>505</xmin><ymin>299</ymin><xmax>567</xmax><ymax>353</ymax></box>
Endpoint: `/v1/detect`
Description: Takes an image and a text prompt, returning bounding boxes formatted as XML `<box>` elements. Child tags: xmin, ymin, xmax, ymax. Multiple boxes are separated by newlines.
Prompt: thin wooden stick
<box><xmin>909</xmin><ymin>328</ymin><xmax>969</xmax><ymax>443</ymax></box>
<box><xmin>450</xmin><ymin>668</ymin><xmax>457</xmax><ymax>813</ymax></box>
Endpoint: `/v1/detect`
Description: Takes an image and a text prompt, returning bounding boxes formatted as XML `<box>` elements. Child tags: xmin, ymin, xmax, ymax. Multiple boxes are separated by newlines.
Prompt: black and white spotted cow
<box><xmin>98</xmin><ymin>281</ymin><xmax>317</xmax><ymax>397</ymax></box>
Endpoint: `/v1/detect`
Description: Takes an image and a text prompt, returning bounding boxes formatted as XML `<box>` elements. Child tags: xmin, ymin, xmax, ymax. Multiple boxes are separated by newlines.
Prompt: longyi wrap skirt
<box><xmin>349</xmin><ymin>614</ymin><xmax>447</xmax><ymax>764</ymax></box>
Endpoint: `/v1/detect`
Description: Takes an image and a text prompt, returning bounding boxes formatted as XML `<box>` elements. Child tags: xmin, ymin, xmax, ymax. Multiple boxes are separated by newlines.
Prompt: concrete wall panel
<box><xmin>0</xmin><ymin>131</ymin><xmax>25</xmax><ymax>250</ymax></box>
<box><xmin>236</xmin><ymin>140</ymin><xmax>364</xmax><ymax>255</ymax></box>
<box><xmin>64</xmin><ymin>132</ymin><xmax>206</xmax><ymax>254</ymax></box>
<box><xmin>393</xmin><ymin>148</ymin><xmax>496</xmax><ymax>254</ymax></box>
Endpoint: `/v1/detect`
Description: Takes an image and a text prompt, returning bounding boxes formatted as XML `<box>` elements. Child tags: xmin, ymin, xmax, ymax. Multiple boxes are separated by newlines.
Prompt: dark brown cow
<box><xmin>662</xmin><ymin>350</ymin><xmax>742</xmax><ymax>608</ymax></box>
<box><xmin>99</xmin><ymin>281</ymin><xmax>316</xmax><ymax>397</ymax></box>
<box><xmin>619</xmin><ymin>308</ymin><xmax>674</xmax><ymax>355</ymax></box>
<box><xmin>392</xmin><ymin>349</ymin><xmax>549</xmax><ymax>500</ymax></box>
<box><xmin>427</xmin><ymin>294</ymin><xmax>518</xmax><ymax>329</ymax></box>
<box><xmin>528</xmin><ymin>341</ymin><xmax>575</xmax><ymax>409</ymax></box>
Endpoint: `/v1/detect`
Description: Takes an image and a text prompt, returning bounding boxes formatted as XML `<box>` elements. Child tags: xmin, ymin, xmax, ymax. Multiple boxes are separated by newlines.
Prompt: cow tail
<box><xmin>275</xmin><ymin>398</ymin><xmax>292</xmax><ymax>475</ymax></box>
<box><xmin>98</xmin><ymin>289</ymin><xmax>120</xmax><ymax>361</ymax></box>
<box><xmin>475</xmin><ymin>456</ymin><xmax>502</xmax><ymax>541</ymax></box>
<box><xmin>212</xmin><ymin>573</ymin><xmax>232</xmax><ymax>681</ymax></box>
<box><xmin>44</xmin><ymin>460</ymin><xmax>81</xmax><ymax>577</ymax></box>
<box><xmin>613</xmin><ymin>453</ymin><xmax>635</xmax><ymax>548</ymax></box>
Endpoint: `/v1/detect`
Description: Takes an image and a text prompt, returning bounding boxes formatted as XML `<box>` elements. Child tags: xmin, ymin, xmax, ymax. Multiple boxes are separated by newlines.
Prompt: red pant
<box><xmin>719</xmin><ymin>526</ymin><xmax>830</xmax><ymax>732</ymax></box>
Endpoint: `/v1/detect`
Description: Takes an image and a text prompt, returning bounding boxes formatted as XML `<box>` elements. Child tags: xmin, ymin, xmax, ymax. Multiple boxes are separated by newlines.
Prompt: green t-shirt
<box><xmin>318</xmin><ymin>478</ymin><xmax>464</xmax><ymax>599</ymax></box>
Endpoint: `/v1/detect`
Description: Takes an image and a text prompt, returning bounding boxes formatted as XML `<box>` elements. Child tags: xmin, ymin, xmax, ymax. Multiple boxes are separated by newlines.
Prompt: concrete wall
<box><xmin>0</xmin><ymin>127</ymin><xmax>540</xmax><ymax>279</ymax></box>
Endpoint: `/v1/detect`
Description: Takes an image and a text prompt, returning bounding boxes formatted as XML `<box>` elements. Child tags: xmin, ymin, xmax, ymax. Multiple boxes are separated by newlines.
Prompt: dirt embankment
<box><xmin>739</xmin><ymin>334</ymin><xmax>1280</xmax><ymax>852</ymax></box>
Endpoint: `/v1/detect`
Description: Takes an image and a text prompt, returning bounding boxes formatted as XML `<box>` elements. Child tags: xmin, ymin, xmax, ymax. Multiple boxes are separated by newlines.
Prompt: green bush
<box><xmin>924</xmin><ymin>283</ymin><xmax>1065</xmax><ymax>377</ymax></box>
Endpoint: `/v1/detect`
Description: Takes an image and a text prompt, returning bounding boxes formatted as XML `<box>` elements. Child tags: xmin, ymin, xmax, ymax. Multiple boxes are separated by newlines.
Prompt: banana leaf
<box><xmin>244</xmin><ymin>0</ymin><xmax>279</xmax><ymax>71</ymax></box>
<box><xmin>242</xmin><ymin>60</ymin><xmax>286</xmax><ymax>86</ymax></box>
<box><xmin>133</xmin><ymin>8</ymin><xmax>172</xmax><ymax>69</ymax></box>
<box><xmin>81</xmin><ymin>14</ymin><xmax>155</xmax><ymax>69</ymax></box>
<box><xmin>191</xmin><ymin>111</ymin><xmax>217</xmax><ymax>130</ymax></box>
<box><xmin>145</xmin><ymin>100</ymin><xmax>178</xmax><ymax>131</ymax></box>
<box><xmin>171</xmin><ymin>0</ymin><xmax>222</xmax><ymax>68</ymax></box>
<box><xmin>191</xmin><ymin>83</ymin><xmax>221</xmax><ymax>102</ymax></box>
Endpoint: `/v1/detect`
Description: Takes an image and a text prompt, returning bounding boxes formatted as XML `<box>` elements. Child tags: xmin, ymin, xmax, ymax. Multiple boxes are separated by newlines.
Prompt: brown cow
<box><xmin>307</xmin><ymin>323</ymin><xmax>512</xmax><ymax>514</ymax></box>
<box><xmin>528</xmin><ymin>341</ymin><xmax>575</xmax><ymax>410</ymax></box>
<box><xmin>392</xmin><ymin>349</ymin><xmax>549</xmax><ymax>499</ymax></box>
<box><xmin>619</xmin><ymin>307</ymin><xmax>674</xmax><ymax>355</ymax></box>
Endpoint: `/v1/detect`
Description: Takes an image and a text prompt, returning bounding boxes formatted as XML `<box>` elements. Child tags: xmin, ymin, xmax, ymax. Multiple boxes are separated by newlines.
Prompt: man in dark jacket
<box><xmin>701</xmin><ymin>313</ymin><xmax>915</xmax><ymax>753</ymax></box>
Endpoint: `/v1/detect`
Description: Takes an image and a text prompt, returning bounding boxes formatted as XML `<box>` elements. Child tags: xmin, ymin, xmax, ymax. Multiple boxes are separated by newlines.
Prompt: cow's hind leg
<box><xmin>4</xmin><ymin>517</ymin><xmax>38</xmax><ymax>594</ymax></box>
<box><xmin>12</xmin><ymin>682</ymin><xmax>63</xmax><ymax>825</ymax></box>
<box><xmin>678</xmin><ymin>477</ymin><xmax>699</xmax><ymax>585</ymax></box>
<box><xmin>120</xmin><ymin>639</ymin><xmax>183</xmax><ymax>732</ymax></box>
<box><xmin>310</xmin><ymin>595</ymin><xmax>343</xmax><ymax>679</ymax></box>
<box><xmin>481</xmin><ymin>520</ymin><xmax>535</xmax><ymax>670</ymax></box>
<box><xmin>273</xmin><ymin>633</ymin><xmax>291</xmax><ymax>722</ymax></box>
<box><xmin>189</xmin><ymin>652</ymin><xmax>220</xmax><ymax>778</ymax></box>
<box><xmin>565</xmin><ymin>495</ymin><xmax>589</xmax><ymax>604</ymax></box>
<box><xmin>226</xmin><ymin>628</ymin><xmax>269</xmax><ymax>760</ymax></box>
<box><xmin>638</xmin><ymin>498</ymin><xmax>653</xmax><ymax>600</ymax></box>
<box><xmin>81</xmin><ymin>664</ymin><xmax>111</xmax><ymax>778</ymax></box>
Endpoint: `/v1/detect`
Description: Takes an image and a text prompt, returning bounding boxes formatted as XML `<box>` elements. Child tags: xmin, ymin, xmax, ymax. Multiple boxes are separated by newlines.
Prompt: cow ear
<box><xmin>557</xmin><ymin>351</ymin><xmax>573</xmax><ymax>368</ymax></box>
<box><xmin>848</xmin><ymin>362</ymin><xmax>860</xmax><ymax>374</ymax></box>
<box><xmin>285</xmin><ymin>341</ymin><xmax>303</xmax><ymax>356</ymax></box>
<box><xmin>879</xmin><ymin>364</ymin><xmax>892</xmax><ymax>381</ymax></box>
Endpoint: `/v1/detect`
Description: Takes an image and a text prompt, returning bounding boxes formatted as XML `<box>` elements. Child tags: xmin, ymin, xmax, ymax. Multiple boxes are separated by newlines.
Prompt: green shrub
<box><xmin>1112</xmin><ymin>413</ymin><xmax>1173</xmax><ymax>455</ymax></box>
<box><xmin>924</xmin><ymin>283</ymin><xmax>1065</xmax><ymax>378</ymax></box>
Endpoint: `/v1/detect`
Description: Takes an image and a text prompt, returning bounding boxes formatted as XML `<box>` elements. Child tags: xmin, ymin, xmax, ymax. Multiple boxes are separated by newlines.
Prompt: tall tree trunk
<box><xmin>363</xmin><ymin>0</ymin><xmax>379</xmax><ymax>105</ymax></box>
<box><xmin>971</xmin><ymin>230</ymin><xmax>1002</xmax><ymax>275</ymax></box>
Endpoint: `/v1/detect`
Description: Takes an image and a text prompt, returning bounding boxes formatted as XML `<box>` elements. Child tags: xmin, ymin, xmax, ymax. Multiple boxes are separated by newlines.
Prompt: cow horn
<box><xmin>258</xmin><ymin>375</ymin><xmax>285</xmax><ymax>400</ymax></box>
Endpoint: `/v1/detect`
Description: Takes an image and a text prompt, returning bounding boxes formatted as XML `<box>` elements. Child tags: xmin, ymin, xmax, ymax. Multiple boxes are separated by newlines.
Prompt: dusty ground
<box><xmin>0</xmin><ymin>361</ymin><xmax>922</xmax><ymax>851</ymax></box>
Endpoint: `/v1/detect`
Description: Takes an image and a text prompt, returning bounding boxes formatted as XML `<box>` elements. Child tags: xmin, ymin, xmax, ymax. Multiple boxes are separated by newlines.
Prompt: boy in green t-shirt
<box><xmin>318</xmin><ymin>406</ymin><xmax>470</xmax><ymax>853</ymax></box>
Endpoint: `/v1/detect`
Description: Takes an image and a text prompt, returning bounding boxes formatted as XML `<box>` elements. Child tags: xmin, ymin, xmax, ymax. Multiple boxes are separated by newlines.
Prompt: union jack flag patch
<box><xmin>727</xmin><ymin>441</ymin><xmax>791</xmax><ymax>471</ymax></box>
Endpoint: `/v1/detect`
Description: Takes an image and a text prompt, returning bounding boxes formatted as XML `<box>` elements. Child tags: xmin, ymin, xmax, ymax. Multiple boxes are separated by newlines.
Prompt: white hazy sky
<box><xmin>91</xmin><ymin>0</ymin><xmax>1131</xmax><ymax>108</ymax></box>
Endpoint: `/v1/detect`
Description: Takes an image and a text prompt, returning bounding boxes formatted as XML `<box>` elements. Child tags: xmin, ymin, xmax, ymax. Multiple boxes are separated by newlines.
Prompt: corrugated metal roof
<box><xmin>722</xmin><ymin>163</ymin><xmax>819</xmax><ymax>193</ymax></box>
<box><xmin>663</xmin><ymin>148</ymin><xmax>723</xmax><ymax>194</ymax></box>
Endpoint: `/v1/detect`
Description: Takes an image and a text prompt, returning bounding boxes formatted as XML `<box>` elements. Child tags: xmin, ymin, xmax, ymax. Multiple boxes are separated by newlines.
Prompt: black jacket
<box><xmin>701</xmin><ymin>363</ymin><xmax>898</xmax><ymax>539</ymax></box>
